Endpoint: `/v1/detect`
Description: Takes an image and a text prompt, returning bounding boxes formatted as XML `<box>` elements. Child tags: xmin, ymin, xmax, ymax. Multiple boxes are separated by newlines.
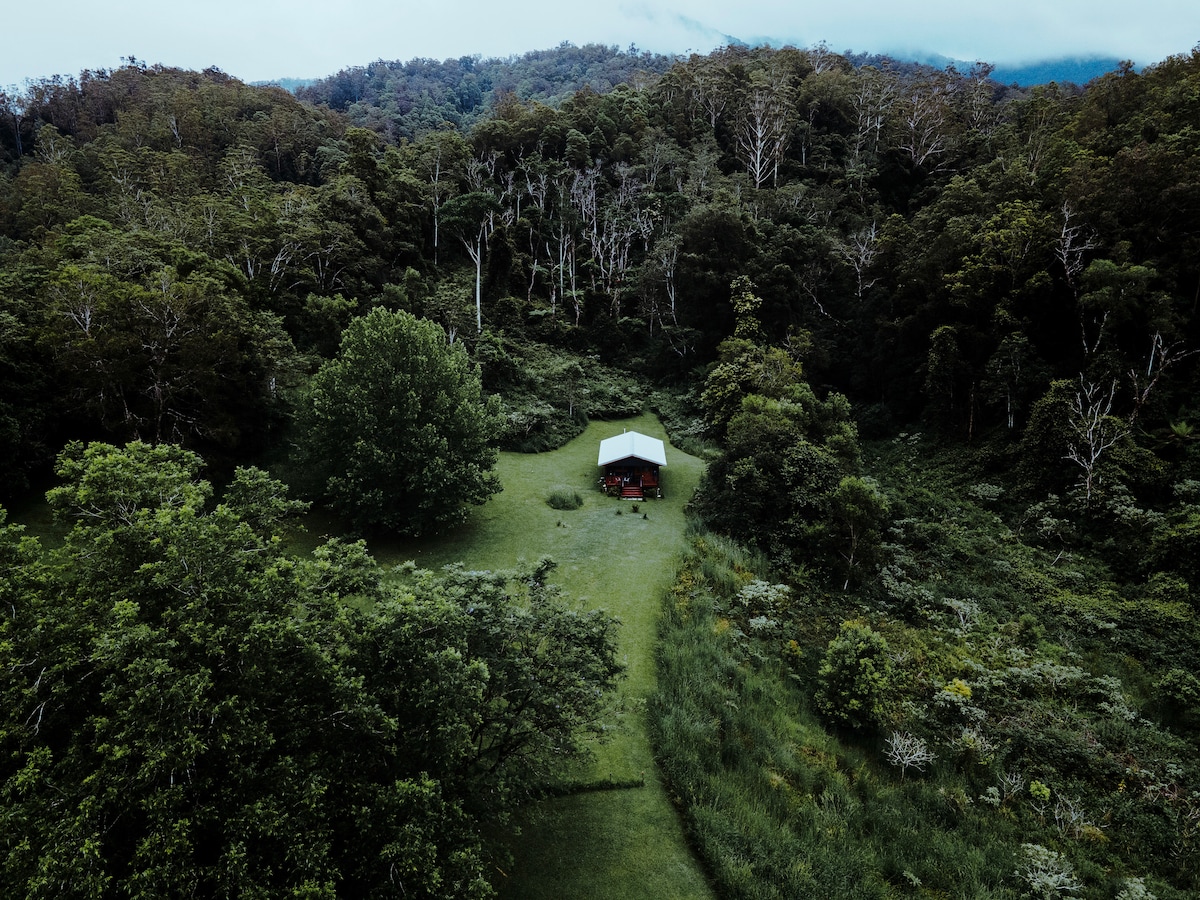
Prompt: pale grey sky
<box><xmin>4</xmin><ymin>0</ymin><xmax>1198</xmax><ymax>88</ymax></box>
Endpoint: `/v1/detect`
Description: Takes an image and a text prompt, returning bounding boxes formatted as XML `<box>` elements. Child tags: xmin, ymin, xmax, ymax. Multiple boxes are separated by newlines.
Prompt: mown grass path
<box><xmin>368</xmin><ymin>412</ymin><xmax>715</xmax><ymax>900</ymax></box>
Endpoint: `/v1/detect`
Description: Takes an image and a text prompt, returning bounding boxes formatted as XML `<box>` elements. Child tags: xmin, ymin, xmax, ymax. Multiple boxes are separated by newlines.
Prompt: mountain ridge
<box><xmin>257</xmin><ymin>44</ymin><xmax>1126</xmax><ymax>98</ymax></box>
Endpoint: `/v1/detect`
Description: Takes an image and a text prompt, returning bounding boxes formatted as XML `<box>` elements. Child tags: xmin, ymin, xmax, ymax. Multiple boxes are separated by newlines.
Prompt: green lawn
<box><xmin>362</xmin><ymin>413</ymin><xmax>716</xmax><ymax>899</ymax></box>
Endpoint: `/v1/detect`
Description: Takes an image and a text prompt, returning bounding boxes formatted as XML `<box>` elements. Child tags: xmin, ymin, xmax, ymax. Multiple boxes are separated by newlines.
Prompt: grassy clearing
<box><xmin>327</xmin><ymin>413</ymin><xmax>714</xmax><ymax>899</ymax></box>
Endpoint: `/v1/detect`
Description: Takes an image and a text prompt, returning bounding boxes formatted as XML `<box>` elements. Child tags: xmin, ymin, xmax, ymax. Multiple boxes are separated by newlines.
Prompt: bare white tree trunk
<box><xmin>735</xmin><ymin>87</ymin><xmax>792</xmax><ymax>189</ymax></box>
<box><xmin>1128</xmin><ymin>331</ymin><xmax>1198</xmax><ymax>424</ymax></box>
<box><xmin>884</xmin><ymin>732</ymin><xmax>936</xmax><ymax>782</ymax></box>
<box><xmin>1064</xmin><ymin>377</ymin><xmax>1125</xmax><ymax>504</ymax></box>
<box><xmin>896</xmin><ymin>72</ymin><xmax>954</xmax><ymax>169</ymax></box>
<box><xmin>835</xmin><ymin>222</ymin><xmax>880</xmax><ymax>302</ymax></box>
<box><xmin>1055</xmin><ymin>202</ymin><xmax>1098</xmax><ymax>296</ymax></box>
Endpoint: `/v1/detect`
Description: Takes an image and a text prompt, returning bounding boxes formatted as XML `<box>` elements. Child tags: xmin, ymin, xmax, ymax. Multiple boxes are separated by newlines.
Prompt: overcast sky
<box><xmin>4</xmin><ymin>0</ymin><xmax>1198</xmax><ymax>88</ymax></box>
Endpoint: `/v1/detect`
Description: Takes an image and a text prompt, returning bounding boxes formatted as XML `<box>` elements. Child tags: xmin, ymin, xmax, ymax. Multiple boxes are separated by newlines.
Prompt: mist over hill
<box><xmin>895</xmin><ymin>51</ymin><xmax>1125</xmax><ymax>86</ymax></box>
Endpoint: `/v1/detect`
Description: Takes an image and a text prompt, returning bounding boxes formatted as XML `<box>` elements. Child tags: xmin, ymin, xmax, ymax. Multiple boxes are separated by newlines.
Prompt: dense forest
<box><xmin>296</xmin><ymin>42</ymin><xmax>680</xmax><ymax>139</ymax></box>
<box><xmin>2</xmin><ymin>39</ymin><xmax>1200</xmax><ymax>897</ymax></box>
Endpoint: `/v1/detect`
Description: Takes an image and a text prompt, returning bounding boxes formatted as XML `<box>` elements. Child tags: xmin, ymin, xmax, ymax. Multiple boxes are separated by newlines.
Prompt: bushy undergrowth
<box><xmin>649</xmin><ymin>386</ymin><xmax>716</xmax><ymax>460</ymax></box>
<box><xmin>651</xmin><ymin>443</ymin><xmax>1199</xmax><ymax>899</ymax></box>
<box><xmin>500</xmin><ymin>394</ymin><xmax>588</xmax><ymax>453</ymax></box>
<box><xmin>480</xmin><ymin>337</ymin><xmax>643</xmax><ymax>452</ymax></box>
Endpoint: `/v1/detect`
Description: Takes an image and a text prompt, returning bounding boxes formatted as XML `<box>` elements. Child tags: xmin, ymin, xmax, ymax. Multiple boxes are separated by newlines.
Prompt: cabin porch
<box><xmin>597</xmin><ymin>430</ymin><xmax>668</xmax><ymax>501</ymax></box>
<box><xmin>600</xmin><ymin>463</ymin><xmax>661</xmax><ymax>500</ymax></box>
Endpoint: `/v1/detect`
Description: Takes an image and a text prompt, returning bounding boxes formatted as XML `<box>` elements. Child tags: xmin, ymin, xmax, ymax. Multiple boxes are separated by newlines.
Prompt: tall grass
<box><xmin>649</xmin><ymin>526</ymin><xmax>1029</xmax><ymax>899</ymax></box>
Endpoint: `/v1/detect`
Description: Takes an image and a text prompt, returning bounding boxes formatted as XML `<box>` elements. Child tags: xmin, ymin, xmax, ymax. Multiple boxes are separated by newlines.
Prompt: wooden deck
<box><xmin>601</xmin><ymin>467</ymin><xmax>661</xmax><ymax>500</ymax></box>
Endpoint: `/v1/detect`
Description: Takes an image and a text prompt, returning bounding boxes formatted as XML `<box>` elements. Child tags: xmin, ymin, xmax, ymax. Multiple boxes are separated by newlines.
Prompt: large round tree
<box><xmin>298</xmin><ymin>307</ymin><xmax>503</xmax><ymax>534</ymax></box>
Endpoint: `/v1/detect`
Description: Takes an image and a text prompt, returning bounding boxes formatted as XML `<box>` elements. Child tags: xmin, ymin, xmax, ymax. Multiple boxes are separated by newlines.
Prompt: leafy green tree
<box><xmin>382</xmin><ymin>558</ymin><xmax>625</xmax><ymax>811</ymax></box>
<box><xmin>1016</xmin><ymin>376</ymin><xmax>1154</xmax><ymax>507</ymax></box>
<box><xmin>698</xmin><ymin>288</ymin><xmax>863</xmax><ymax>570</ymax></box>
<box><xmin>944</xmin><ymin>200</ymin><xmax>1055</xmax><ymax>313</ymax></box>
<box><xmin>402</xmin><ymin>129</ymin><xmax>470</xmax><ymax>264</ymax></box>
<box><xmin>1076</xmin><ymin>258</ymin><xmax>1171</xmax><ymax>369</ymax></box>
<box><xmin>825</xmin><ymin>475</ymin><xmax>890</xmax><ymax>590</ymax></box>
<box><xmin>0</xmin><ymin>441</ymin><xmax>622</xmax><ymax>898</ymax></box>
<box><xmin>1150</xmin><ymin>509</ymin><xmax>1200</xmax><ymax>588</ymax></box>
<box><xmin>982</xmin><ymin>332</ymin><xmax>1050</xmax><ymax>432</ymax></box>
<box><xmin>442</xmin><ymin>190</ymin><xmax>502</xmax><ymax>333</ymax></box>
<box><xmin>700</xmin><ymin>337</ymin><xmax>808</xmax><ymax>438</ymax></box>
<box><xmin>699</xmin><ymin>393</ymin><xmax>848</xmax><ymax>563</ymax></box>
<box><xmin>1</xmin><ymin>442</ymin><xmax>463</xmax><ymax>897</ymax></box>
<box><xmin>923</xmin><ymin>324</ymin><xmax>973</xmax><ymax>433</ymax></box>
<box><xmin>11</xmin><ymin>153</ymin><xmax>86</xmax><ymax>237</ymax></box>
<box><xmin>0</xmin><ymin>271</ymin><xmax>50</xmax><ymax>495</ymax></box>
<box><xmin>296</xmin><ymin>307</ymin><xmax>503</xmax><ymax>533</ymax></box>
<box><xmin>816</xmin><ymin>621</ymin><xmax>895</xmax><ymax>731</ymax></box>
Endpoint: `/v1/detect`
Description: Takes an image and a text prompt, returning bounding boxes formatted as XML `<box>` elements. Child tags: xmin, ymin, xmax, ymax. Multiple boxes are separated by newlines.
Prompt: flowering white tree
<box><xmin>1017</xmin><ymin>843</ymin><xmax>1082</xmax><ymax>898</ymax></box>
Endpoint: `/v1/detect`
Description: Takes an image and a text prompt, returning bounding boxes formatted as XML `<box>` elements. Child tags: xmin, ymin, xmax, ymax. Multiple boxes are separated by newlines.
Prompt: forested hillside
<box><xmin>2</xmin><ymin>40</ymin><xmax>1200</xmax><ymax>897</ymax></box>
<box><xmin>297</xmin><ymin>42</ymin><xmax>678</xmax><ymax>139</ymax></box>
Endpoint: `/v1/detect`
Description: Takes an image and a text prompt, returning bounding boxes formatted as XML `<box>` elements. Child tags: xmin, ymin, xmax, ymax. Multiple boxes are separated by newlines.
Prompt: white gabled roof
<box><xmin>598</xmin><ymin>431</ymin><xmax>667</xmax><ymax>467</ymax></box>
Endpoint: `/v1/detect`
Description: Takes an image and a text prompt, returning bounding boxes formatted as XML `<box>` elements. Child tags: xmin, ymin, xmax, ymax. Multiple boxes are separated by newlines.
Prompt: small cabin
<box><xmin>598</xmin><ymin>430</ymin><xmax>667</xmax><ymax>500</ymax></box>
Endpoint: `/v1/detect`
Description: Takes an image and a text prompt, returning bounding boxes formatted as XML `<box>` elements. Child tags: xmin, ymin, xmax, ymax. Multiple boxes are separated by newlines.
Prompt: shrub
<box><xmin>500</xmin><ymin>395</ymin><xmax>586</xmax><ymax>452</ymax></box>
<box><xmin>545</xmin><ymin>486</ymin><xmax>584</xmax><ymax>510</ymax></box>
<box><xmin>1155</xmin><ymin>668</ymin><xmax>1200</xmax><ymax>721</ymax></box>
<box><xmin>816</xmin><ymin>622</ymin><xmax>896</xmax><ymax>731</ymax></box>
<box><xmin>1116</xmin><ymin>876</ymin><xmax>1158</xmax><ymax>900</ymax></box>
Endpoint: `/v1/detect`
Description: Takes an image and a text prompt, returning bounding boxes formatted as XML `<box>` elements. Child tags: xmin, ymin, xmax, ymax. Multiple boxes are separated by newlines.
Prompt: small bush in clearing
<box><xmin>546</xmin><ymin>487</ymin><xmax>584</xmax><ymax>510</ymax></box>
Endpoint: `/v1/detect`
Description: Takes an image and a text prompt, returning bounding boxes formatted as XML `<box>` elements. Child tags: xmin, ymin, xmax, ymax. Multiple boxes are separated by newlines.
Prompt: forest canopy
<box><xmin>3</xmin><ymin>44</ymin><xmax>1199</xmax><ymax>492</ymax></box>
